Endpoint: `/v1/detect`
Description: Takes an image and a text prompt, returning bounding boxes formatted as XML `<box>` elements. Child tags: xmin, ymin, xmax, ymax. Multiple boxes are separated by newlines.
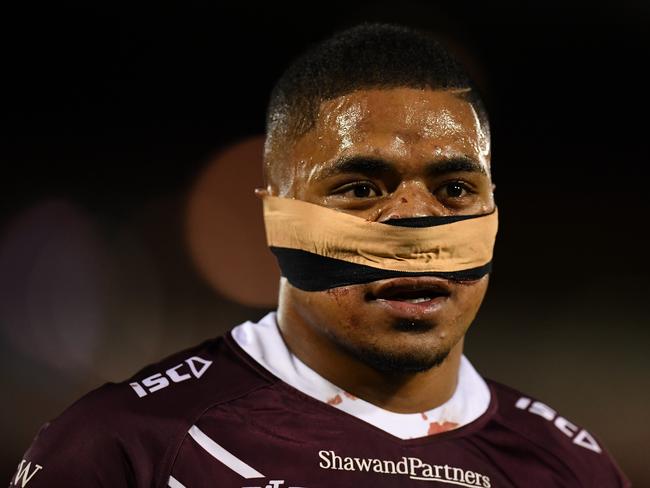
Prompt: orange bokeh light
<box><xmin>186</xmin><ymin>136</ymin><xmax>280</xmax><ymax>308</ymax></box>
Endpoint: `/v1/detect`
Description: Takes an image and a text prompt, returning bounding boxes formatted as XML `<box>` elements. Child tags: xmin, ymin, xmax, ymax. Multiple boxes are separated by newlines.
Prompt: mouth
<box><xmin>365</xmin><ymin>277</ymin><xmax>452</xmax><ymax>316</ymax></box>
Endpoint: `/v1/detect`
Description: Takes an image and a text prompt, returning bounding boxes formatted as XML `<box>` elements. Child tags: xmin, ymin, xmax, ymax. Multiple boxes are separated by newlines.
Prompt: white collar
<box><xmin>231</xmin><ymin>311</ymin><xmax>491</xmax><ymax>439</ymax></box>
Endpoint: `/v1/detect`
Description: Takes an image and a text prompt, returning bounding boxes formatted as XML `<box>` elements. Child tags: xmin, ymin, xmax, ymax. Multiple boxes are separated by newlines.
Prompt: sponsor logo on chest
<box><xmin>318</xmin><ymin>450</ymin><xmax>491</xmax><ymax>487</ymax></box>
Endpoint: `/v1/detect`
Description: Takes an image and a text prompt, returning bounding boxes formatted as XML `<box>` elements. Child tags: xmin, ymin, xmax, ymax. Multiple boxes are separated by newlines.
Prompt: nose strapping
<box><xmin>263</xmin><ymin>196</ymin><xmax>498</xmax><ymax>291</ymax></box>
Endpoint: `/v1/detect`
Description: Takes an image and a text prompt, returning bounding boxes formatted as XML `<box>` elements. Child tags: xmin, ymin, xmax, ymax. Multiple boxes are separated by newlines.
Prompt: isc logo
<box><xmin>129</xmin><ymin>356</ymin><xmax>213</xmax><ymax>398</ymax></box>
<box><xmin>515</xmin><ymin>397</ymin><xmax>602</xmax><ymax>453</ymax></box>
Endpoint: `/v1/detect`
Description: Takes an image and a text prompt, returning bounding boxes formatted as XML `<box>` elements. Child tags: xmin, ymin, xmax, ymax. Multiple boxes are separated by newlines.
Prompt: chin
<box><xmin>334</xmin><ymin>310</ymin><xmax>462</xmax><ymax>374</ymax></box>
<box><xmin>336</xmin><ymin>331</ymin><xmax>455</xmax><ymax>374</ymax></box>
<box><xmin>287</xmin><ymin>278</ymin><xmax>481</xmax><ymax>373</ymax></box>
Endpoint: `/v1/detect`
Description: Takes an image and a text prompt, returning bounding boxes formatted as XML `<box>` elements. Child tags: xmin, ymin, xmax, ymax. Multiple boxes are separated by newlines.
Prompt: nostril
<box><xmin>400</xmin><ymin>197</ymin><xmax>408</xmax><ymax>203</ymax></box>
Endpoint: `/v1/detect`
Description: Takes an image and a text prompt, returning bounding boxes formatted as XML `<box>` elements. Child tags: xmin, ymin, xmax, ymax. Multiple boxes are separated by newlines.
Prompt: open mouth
<box><xmin>372</xmin><ymin>288</ymin><xmax>449</xmax><ymax>303</ymax></box>
<box><xmin>366</xmin><ymin>277</ymin><xmax>452</xmax><ymax>307</ymax></box>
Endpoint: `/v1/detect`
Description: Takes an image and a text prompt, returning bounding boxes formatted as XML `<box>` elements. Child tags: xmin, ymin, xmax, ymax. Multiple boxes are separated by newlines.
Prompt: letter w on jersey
<box><xmin>12</xmin><ymin>460</ymin><xmax>42</xmax><ymax>487</ymax></box>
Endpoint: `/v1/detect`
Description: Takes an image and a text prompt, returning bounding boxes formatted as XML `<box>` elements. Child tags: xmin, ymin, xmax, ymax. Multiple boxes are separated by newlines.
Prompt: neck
<box><xmin>277</xmin><ymin>292</ymin><xmax>463</xmax><ymax>414</ymax></box>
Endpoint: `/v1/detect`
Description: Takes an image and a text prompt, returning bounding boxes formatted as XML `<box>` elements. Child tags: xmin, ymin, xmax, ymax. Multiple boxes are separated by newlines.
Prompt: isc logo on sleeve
<box><xmin>515</xmin><ymin>397</ymin><xmax>602</xmax><ymax>453</ymax></box>
<box><xmin>129</xmin><ymin>356</ymin><xmax>213</xmax><ymax>398</ymax></box>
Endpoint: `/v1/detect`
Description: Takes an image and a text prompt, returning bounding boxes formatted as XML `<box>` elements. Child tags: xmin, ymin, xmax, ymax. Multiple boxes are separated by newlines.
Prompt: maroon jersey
<box><xmin>11</xmin><ymin>331</ymin><xmax>629</xmax><ymax>488</ymax></box>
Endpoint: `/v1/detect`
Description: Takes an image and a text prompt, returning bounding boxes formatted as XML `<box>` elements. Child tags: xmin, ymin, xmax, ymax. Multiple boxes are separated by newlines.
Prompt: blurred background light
<box><xmin>186</xmin><ymin>136</ymin><xmax>280</xmax><ymax>308</ymax></box>
<box><xmin>0</xmin><ymin>200</ymin><xmax>108</xmax><ymax>375</ymax></box>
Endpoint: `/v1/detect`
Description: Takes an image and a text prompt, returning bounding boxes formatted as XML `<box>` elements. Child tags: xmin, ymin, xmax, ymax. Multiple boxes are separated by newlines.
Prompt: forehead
<box><xmin>291</xmin><ymin>87</ymin><xmax>489</xmax><ymax>167</ymax></box>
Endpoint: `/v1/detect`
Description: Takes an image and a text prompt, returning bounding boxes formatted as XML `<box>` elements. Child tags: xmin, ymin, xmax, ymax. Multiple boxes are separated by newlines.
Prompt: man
<box><xmin>11</xmin><ymin>23</ymin><xmax>629</xmax><ymax>488</ymax></box>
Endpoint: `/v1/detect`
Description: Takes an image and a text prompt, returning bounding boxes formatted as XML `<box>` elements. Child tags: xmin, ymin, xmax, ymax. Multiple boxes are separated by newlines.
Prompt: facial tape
<box><xmin>263</xmin><ymin>196</ymin><xmax>498</xmax><ymax>291</ymax></box>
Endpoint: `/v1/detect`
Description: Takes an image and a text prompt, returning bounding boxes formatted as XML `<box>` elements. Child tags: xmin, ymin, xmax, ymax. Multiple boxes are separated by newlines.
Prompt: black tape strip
<box><xmin>270</xmin><ymin>247</ymin><xmax>492</xmax><ymax>291</ymax></box>
<box><xmin>382</xmin><ymin>213</ymin><xmax>486</xmax><ymax>228</ymax></box>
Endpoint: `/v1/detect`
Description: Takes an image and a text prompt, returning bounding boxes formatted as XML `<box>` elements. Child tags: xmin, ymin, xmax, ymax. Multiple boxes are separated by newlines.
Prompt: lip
<box><xmin>366</xmin><ymin>277</ymin><xmax>452</xmax><ymax>318</ymax></box>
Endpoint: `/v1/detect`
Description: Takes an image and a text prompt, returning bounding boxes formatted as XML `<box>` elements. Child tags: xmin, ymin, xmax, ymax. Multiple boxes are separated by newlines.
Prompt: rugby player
<box><xmin>11</xmin><ymin>23</ymin><xmax>630</xmax><ymax>488</ymax></box>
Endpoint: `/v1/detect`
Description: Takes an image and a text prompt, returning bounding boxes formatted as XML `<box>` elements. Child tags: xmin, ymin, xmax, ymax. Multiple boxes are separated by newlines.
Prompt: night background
<box><xmin>2</xmin><ymin>2</ymin><xmax>649</xmax><ymax>485</ymax></box>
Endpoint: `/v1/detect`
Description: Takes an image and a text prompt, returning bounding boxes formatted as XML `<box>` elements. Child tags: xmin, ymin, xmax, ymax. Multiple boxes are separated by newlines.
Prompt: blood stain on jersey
<box><xmin>427</xmin><ymin>421</ymin><xmax>458</xmax><ymax>435</ymax></box>
<box><xmin>327</xmin><ymin>394</ymin><xmax>342</xmax><ymax>406</ymax></box>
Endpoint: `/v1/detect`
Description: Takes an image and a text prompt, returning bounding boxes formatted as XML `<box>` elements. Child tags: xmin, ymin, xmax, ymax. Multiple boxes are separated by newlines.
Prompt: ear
<box><xmin>254</xmin><ymin>187</ymin><xmax>274</xmax><ymax>199</ymax></box>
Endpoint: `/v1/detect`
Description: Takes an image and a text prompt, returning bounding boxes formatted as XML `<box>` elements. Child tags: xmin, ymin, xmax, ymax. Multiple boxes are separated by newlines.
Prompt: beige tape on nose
<box><xmin>263</xmin><ymin>196</ymin><xmax>498</xmax><ymax>273</ymax></box>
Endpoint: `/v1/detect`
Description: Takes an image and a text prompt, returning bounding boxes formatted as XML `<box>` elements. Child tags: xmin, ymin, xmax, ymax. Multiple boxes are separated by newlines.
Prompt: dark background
<box><xmin>2</xmin><ymin>2</ymin><xmax>649</xmax><ymax>485</ymax></box>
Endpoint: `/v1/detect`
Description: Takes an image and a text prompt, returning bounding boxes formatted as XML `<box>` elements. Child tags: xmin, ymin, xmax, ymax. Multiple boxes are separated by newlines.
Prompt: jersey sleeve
<box><xmin>593</xmin><ymin>443</ymin><xmax>632</xmax><ymax>488</ymax></box>
<box><xmin>9</xmin><ymin>394</ymin><xmax>133</xmax><ymax>488</ymax></box>
<box><xmin>488</xmin><ymin>380</ymin><xmax>632</xmax><ymax>488</ymax></box>
<box><xmin>9</xmin><ymin>336</ymin><xmax>268</xmax><ymax>488</ymax></box>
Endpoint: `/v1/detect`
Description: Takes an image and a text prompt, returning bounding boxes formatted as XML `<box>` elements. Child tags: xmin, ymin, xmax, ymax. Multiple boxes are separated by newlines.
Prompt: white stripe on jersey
<box><xmin>168</xmin><ymin>475</ymin><xmax>187</xmax><ymax>488</ymax></box>
<box><xmin>188</xmin><ymin>425</ymin><xmax>265</xmax><ymax>479</ymax></box>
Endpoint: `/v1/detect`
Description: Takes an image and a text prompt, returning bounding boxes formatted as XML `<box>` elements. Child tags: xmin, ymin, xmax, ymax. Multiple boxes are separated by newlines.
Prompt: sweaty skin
<box><xmin>258</xmin><ymin>88</ymin><xmax>495</xmax><ymax>413</ymax></box>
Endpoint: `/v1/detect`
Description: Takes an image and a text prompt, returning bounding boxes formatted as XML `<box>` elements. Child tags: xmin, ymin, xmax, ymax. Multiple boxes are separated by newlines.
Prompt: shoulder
<box><xmin>485</xmin><ymin>379</ymin><xmax>630</xmax><ymax>487</ymax></box>
<box><xmin>12</xmin><ymin>331</ymin><xmax>273</xmax><ymax>488</ymax></box>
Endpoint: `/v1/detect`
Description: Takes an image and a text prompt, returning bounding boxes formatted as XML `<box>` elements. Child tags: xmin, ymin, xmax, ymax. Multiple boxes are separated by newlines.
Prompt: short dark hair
<box><xmin>265</xmin><ymin>23</ymin><xmax>489</xmax><ymax>165</ymax></box>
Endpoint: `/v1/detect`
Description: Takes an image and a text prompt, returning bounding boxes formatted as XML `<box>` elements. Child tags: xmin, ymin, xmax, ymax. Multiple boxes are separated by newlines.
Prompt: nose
<box><xmin>377</xmin><ymin>180</ymin><xmax>441</xmax><ymax>222</ymax></box>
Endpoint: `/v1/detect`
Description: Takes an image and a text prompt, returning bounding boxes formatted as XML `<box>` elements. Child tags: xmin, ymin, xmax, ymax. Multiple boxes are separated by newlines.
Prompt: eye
<box><xmin>444</xmin><ymin>182</ymin><xmax>467</xmax><ymax>198</ymax></box>
<box><xmin>434</xmin><ymin>180</ymin><xmax>476</xmax><ymax>205</ymax></box>
<box><xmin>334</xmin><ymin>182</ymin><xmax>382</xmax><ymax>198</ymax></box>
<box><xmin>351</xmin><ymin>184</ymin><xmax>378</xmax><ymax>198</ymax></box>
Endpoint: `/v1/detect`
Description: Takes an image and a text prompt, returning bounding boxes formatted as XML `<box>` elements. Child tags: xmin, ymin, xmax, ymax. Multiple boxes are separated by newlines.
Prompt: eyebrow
<box><xmin>315</xmin><ymin>156</ymin><xmax>396</xmax><ymax>180</ymax></box>
<box><xmin>426</xmin><ymin>156</ymin><xmax>487</xmax><ymax>177</ymax></box>
<box><xmin>314</xmin><ymin>155</ymin><xmax>487</xmax><ymax>180</ymax></box>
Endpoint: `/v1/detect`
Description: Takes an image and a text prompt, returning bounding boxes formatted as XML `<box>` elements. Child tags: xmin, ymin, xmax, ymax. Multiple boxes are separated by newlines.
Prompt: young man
<box><xmin>12</xmin><ymin>24</ymin><xmax>629</xmax><ymax>488</ymax></box>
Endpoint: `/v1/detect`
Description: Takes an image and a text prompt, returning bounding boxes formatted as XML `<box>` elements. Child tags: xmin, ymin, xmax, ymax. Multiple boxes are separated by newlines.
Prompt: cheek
<box><xmin>325</xmin><ymin>286</ymin><xmax>351</xmax><ymax>307</ymax></box>
<box><xmin>294</xmin><ymin>285</ymin><xmax>367</xmax><ymax>330</ymax></box>
<box><xmin>454</xmin><ymin>278</ymin><xmax>489</xmax><ymax>316</ymax></box>
<box><xmin>323</xmin><ymin>286</ymin><xmax>365</xmax><ymax>326</ymax></box>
